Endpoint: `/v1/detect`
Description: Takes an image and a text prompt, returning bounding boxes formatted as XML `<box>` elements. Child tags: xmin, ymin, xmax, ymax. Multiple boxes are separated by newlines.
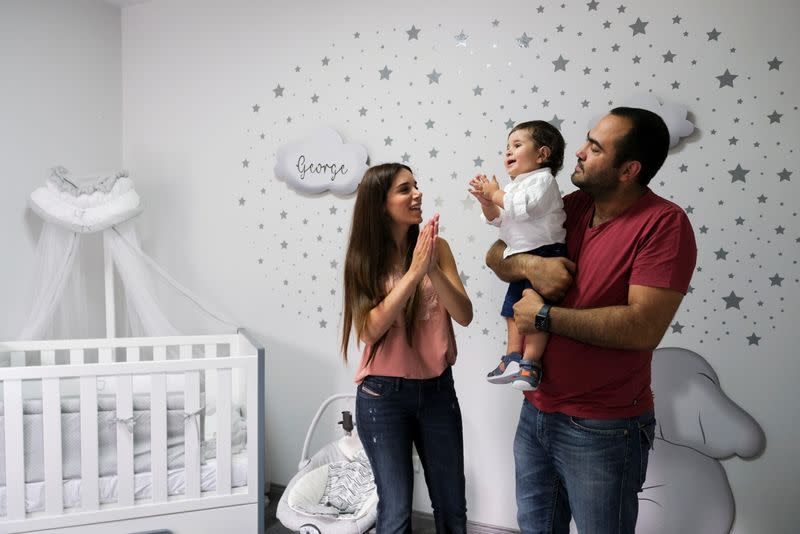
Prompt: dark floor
<box><xmin>265</xmin><ymin>488</ymin><xmax>436</xmax><ymax>533</ymax></box>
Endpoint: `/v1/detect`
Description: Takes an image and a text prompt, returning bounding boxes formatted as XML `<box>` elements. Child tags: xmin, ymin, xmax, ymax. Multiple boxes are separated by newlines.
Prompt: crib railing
<box><xmin>0</xmin><ymin>332</ymin><xmax>264</xmax><ymax>532</ymax></box>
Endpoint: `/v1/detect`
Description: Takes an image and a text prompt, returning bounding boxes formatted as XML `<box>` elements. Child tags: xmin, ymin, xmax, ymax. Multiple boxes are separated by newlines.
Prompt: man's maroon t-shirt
<box><xmin>526</xmin><ymin>189</ymin><xmax>697</xmax><ymax>419</ymax></box>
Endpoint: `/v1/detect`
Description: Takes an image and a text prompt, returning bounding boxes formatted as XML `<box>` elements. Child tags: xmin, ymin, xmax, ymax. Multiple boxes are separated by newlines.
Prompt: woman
<box><xmin>342</xmin><ymin>163</ymin><xmax>473</xmax><ymax>533</ymax></box>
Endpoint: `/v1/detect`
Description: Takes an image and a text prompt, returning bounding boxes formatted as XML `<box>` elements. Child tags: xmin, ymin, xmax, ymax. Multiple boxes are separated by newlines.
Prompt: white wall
<box><xmin>113</xmin><ymin>0</ymin><xmax>797</xmax><ymax>532</ymax></box>
<box><xmin>0</xmin><ymin>0</ymin><xmax>122</xmax><ymax>339</ymax></box>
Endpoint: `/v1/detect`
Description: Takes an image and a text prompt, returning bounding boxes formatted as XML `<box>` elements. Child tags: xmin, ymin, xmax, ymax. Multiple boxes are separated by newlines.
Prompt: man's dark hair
<box><xmin>609</xmin><ymin>107</ymin><xmax>670</xmax><ymax>186</ymax></box>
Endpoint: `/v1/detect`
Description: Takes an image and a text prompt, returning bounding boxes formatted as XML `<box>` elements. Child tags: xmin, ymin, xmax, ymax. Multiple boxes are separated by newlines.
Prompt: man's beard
<box><xmin>571</xmin><ymin>165</ymin><xmax>620</xmax><ymax>198</ymax></box>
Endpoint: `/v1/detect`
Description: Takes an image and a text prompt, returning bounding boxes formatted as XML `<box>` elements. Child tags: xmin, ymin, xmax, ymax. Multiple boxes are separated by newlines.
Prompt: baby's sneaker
<box><xmin>512</xmin><ymin>361</ymin><xmax>542</xmax><ymax>391</ymax></box>
<box><xmin>486</xmin><ymin>352</ymin><xmax>522</xmax><ymax>384</ymax></box>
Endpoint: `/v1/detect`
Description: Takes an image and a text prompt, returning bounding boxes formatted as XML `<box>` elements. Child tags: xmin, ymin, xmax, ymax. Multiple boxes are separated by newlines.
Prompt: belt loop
<box><xmin>394</xmin><ymin>377</ymin><xmax>401</xmax><ymax>391</ymax></box>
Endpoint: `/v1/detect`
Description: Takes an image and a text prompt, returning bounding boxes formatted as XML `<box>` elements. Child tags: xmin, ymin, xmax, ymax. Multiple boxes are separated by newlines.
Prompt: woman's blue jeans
<box><xmin>356</xmin><ymin>367</ymin><xmax>467</xmax><ymax>534</ymax></box>
<box><xmin>514</xmin><ymin>400</ymin><xmax>656</xmax><ymax>534</ymax></box>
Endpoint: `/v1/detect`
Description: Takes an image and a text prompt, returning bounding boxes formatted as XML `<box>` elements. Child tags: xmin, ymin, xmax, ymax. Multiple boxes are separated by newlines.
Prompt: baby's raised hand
<box><xmin>480</xmin><ymin>175</ymin><xmax>501</xmax><ymax>198</ymax></box>
<box><xmin>468</xmin><ymin>174</ymin><xmax>494</xmax><ymax>206</ymax></box>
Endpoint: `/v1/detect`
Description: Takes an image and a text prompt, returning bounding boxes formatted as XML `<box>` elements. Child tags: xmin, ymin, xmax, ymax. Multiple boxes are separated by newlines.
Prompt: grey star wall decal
<box><xmin>587</xmin><ymin>0</ymin><xmax>599</xmax><ymax>10</ymax></box>
<box><xmin>455</xmin><ymin>30</ymin><xmax>468</xmax><ymax>47</ymax></box>
<box><xmin>707</xmin><ymin>28</ymin><xmax>721</xmax><ymax>40</ymax></box>
<box><xmin>629</xmin><ymin>18</ymin><xmax>648</xmax><ymax>36</ymax></box>
<box><xmin>548</xmin><ymin>115</ymin><xmax>564</xmax><ymax>130</ymax></box>
<box><xmin>769</xmin><ymin>273</ymin><xmax>784</xmax><ymax>286</ymax></box>
<box><xmin>473</xmin><ymin>86</ymin><xmax>483</xmax><ymax>96</ymax></box>
<box><xmin>473</xmin><ymin>156</ymin><xmax>484</xmax><ymax>166</ymax></box>
<box><xmin>663</xmin><ymin>50</ymin><xmax>676</xmax><ymax>62</ymax></box>
<box><xmin>747</xmin><ymin>333</ymin><xmax>761</xmax><ymax>345</ymax></box>
<box><xmin>273</xmin><ymin>84</ymin><xmax>284</xmax><ymax>97</ymax></box>
<box><xmin>406</xmin><ymin>25</ymin><xmax>421</xmax><ymax>40</ymax></box>
<box><xmin>723</xmin><ymin>291</ymin><xmax>744</xmax><ymax>309</ymax></box>
<box><xmin>767</xmin><ymin>110</ymin><xmax>783</xmax><ymax>124</ymax></box>
<box><xmin>505</xmin><ymin>118</ymin><xmax>516</xmax><ymax>129</ymax></box>
<box><xmin>379</xmin><ymin>65</ymin><xmax>392</xmax><ymax>79</ymax></box>
<box><xmin>517</xmin><ymin>33</ymin><xmax>533</xmax><ymax>48</ymax></box>
<box><xmin>715</xmin><ymin>248</ymin><xmax>729</xmax><ymax>260</ymax></box>
<box><xmin>252</xmin><ymin>104</ymin><xmax>260</xmax><ymax>112</ymax></box>
<box><xmin>716</xmin><ymin>69</ymin><xmax>738</xmax><ymax>87</ymax></box>
<box><xmin>729</xmin><ymin>164</ymin><xmax>750</xmax><ymax>183</ymax></box>
<box><xmin>552</xmin><ymin>55</ymin><xmax>570</xmax><ymax>71</ymax></box>
<box><xmin>427</xmin><ymin>69</ymin><xmax>442</xmax><ymax>83</ymax></box>
<box><xmin>777</xmin><ymin>168</ymin><xmax>792</xmax><ymax>181</ymax></box>
<box><xmin>767</xmin><ymin>56</ymin><xmax>783</xmax><ymax>70</ymax></box>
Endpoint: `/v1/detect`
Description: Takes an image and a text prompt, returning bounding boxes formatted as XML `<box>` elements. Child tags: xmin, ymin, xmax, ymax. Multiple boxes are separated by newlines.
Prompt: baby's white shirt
<box><xmin>481</xmin><ymin>168</ymin><xmax>566</xmax><ymax>258</ymax></box>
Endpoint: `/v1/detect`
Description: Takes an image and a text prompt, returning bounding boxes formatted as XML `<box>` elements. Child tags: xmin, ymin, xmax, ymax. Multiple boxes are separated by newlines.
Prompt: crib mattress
<box><xmin>0</xmin><ymin>451</ymin><xmax>248</xmax><ymax>517</ymax></box>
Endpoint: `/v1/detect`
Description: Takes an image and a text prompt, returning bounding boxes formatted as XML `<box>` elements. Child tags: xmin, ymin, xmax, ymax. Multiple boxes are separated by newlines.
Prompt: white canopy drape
<box><xmin>17</xmin><ymin>168</ymin><xmax>236</xmax><ymax>341</ymax></box>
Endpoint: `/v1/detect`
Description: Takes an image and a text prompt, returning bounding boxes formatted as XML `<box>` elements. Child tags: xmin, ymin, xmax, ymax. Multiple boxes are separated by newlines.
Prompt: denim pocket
<box><xmin>357</xmin><ymin>376</ymin><xmax>395</xmax><ymax>400</ymax></box>
<box><xmin>638</xmin><ymin>418</ymin><xmax>656</xmax><ymax>490</ymax></box>
<box><xmin>568</xmin><ymin>416</ymin><xmax>629</xmax><ymax>437</ymax></box>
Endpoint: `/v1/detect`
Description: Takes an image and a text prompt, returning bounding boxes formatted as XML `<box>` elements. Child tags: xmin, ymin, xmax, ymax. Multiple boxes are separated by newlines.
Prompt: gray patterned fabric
<box><xmin>318</xmin><ymin>450</ymin><xmax>375</xmax><ymax>515</ymax></box>
<box><xmin>0</xmin><ymin>394</ymin><xmax>247</xmax><ymax>485</ymax></box>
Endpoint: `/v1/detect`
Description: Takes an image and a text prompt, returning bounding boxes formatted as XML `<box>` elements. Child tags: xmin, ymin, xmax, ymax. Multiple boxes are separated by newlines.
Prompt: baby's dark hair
<box><xmin>510</xmin><ymin>120</ymin><xmax>565</xmax><ymax>176</ymax></box>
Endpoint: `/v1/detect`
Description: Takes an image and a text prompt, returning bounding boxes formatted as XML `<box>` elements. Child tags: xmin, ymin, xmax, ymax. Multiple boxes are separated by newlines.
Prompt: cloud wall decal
<box><xmin>273</xmin><ymin>127</ymin><xmax>368</xmax><ymax>195</ymax></box>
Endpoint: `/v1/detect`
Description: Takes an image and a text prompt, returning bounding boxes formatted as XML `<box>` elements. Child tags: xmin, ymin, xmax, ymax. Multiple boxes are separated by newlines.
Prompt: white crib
<box><xmin>0</xmin><ymin>330</ymin><xmax>265</xmax><ymax>534</ymax></box>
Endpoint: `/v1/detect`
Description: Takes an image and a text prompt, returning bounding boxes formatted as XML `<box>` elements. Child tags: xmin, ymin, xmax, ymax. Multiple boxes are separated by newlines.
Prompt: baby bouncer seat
<box><xmin>276</xmin><ymin>394</ymin><xmax>377</xmax><ymax>534</ymax></box>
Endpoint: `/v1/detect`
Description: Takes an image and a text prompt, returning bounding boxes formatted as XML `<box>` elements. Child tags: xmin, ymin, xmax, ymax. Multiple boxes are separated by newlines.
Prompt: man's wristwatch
<box><xmin>535</xmin><ymin>303</ymin><xmax>552</xmax><ymax>332</ymax></box>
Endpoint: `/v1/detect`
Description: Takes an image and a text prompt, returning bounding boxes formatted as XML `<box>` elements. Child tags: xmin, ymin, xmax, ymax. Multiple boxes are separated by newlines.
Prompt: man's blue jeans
<box><xmin>514</xmin><ymin>400</ymin><xmax>656</xmax><ymax>534</ymax></box>
<box><xmin>356</xmin><ymin>367</ymin><xmax>467</xmax><ymax>534</ymax></box>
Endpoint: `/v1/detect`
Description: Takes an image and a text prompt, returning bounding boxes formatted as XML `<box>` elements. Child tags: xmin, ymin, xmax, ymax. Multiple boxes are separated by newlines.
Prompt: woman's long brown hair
<box><xmin>341</xmin><ymin>163</ymin><xmax>422</xmax><ymax>364</ymax></box>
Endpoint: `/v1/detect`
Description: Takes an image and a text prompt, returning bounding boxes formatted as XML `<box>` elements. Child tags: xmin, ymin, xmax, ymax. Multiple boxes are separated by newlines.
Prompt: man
<box><xmin>487</xmin><ymin>108</ymin><xmax>697</xmax><ymax>534</ymax></box>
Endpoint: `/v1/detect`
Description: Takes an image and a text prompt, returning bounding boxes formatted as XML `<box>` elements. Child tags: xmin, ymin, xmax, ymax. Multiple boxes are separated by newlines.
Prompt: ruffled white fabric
<box><xmin>29</xmin><ymin>169</ymin><xmax>142</xmax><ymax>233</ymax></box>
